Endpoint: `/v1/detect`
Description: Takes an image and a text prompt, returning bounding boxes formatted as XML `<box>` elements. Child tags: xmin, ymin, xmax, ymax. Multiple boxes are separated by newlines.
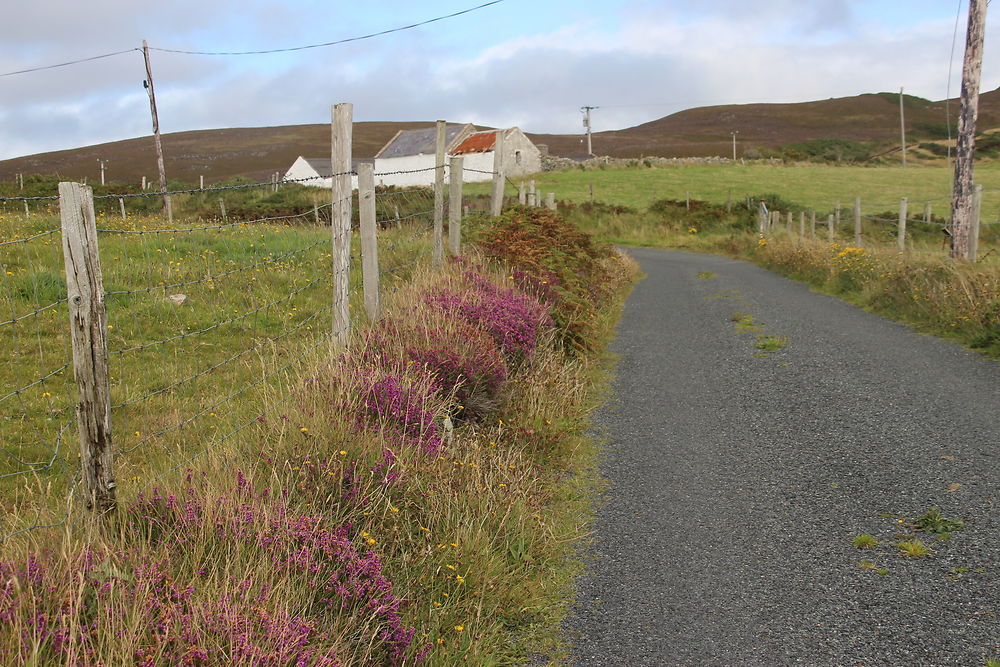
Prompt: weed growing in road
<box><xmin>858</xmin><ymin>560</ymin><xmax>877</xmax><ymax>570</ymax></box>
<box><xmin>729</xmin><ymin>312</ymin><xmax>750</xmax><ymax>322</ymax></box>
<box><xmin>897</xmin><ymin>540</ymin><xmax>934</xmax><ymax>557</ymax></box>
<box><xmin>853</xmin><ymin>534</ymin><xmax>879</xmax><ymax>549</ymax></box>
<box><xmin>913</xmin><ymin>507</ymin><xmax>964</xmax><ymax>534</ymax></box>
<box><xmin>754</xmin><ymin>335</ymin><xmax>787</xmax><ymax>351</ymax></box>
<box><xmin>696</xmin><ymin>271</ymin><xmax>717</xmax><ymax>279</ymax></box>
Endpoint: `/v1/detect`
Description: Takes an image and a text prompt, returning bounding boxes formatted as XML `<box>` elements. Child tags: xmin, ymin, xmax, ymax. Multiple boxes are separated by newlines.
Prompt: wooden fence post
<box><xmin>219</xmin><ymin>198</ymin><xmax>227</xmax><ymax>221</ymax></box>
<box><xmin>786</xmin><ymin>211</ymin><xmax>792</xmax><ymax>232</ymax></box>
<box><xmin>827</xmin><ymin>214</ymin><xmax>835</xmax><ymax>242</ymax></box>
<box><xmin>969</xmin><ymin>184</ymin><xmax>983</xmax><ymax>261</ymax></box>
<box><xmin>119</xmin><ymin>198</ymin><xmax>126</xmax><ymax>221</ymax></box>
<box><xmin>924</xmin><ymin>201</ymin><xmax>932</xmax><ymax>223</ymax></box>
<box><xmin>331</xmin><ymin>102</ymin><xmax>353</xmax><ymax>350</ymax></box>
<box><xmin>490</xmin><ymin>130</ymin><xmax>505</xmax><ymax>217</ymax></box>
<box><xmin>799</xmin><ymin>211</ymin><xmax>805</xmax><ymax>237</ymax></box>
<box><xmin>685</xmin><ymin>191</ymin><xmax>690</xmax><ymax>211</ymax></box>
<box><xmin>854</xmin><ymin>197</ymin><xmax>862</xmax><ymax>246</ymax></box>
<box><xmin>449</xmin><ymin>156</ymin><xmax>464</xmax><ymax>256</ymax></box>
<box><xmin>358</xmin><ymin>162</ymin><xmax>380</xmax><ymax>321</ymax></box>
<box><xmin>898</xmin><ymin>197</ymin><xmax>908</xmax><ymax>252</ymax></box>
<box><xmin>835</xmin><ymin>201</ymin><xmax>841</xmax><ymax>232</ymax></box>
<box><xmin>527</xmin><ymin>180</ymin><xmax>536</xmax><ymax>207</ymax></box>
<box><xmin>810</xmin><ymin>211</ymin><xmax>816</xmax><ymax>239</ymax></box>
<box><xmin>433</xmin><ymin>120</ymin><xmax>446</xmax><ymax>265</ymax></box>
<box><xmin>518</xmin><ymin>182</ymin><xmax>526</xmax><ymax>205</ymax></box>
<box><xmin>546</xmin><ymin>192</ymin><xmax>556</xmax><ymax>211</ymax></box>
<box><xmin>58</xmin><ymin>182</ymin><xmax>115</xmax><ymax>513</ymax></box>
<box><xmin>588</xmin><ymin>183</ymin><xmax>594</xmax><ymax>203</ymax></box>
<box><xmin>24</xmin><ymin>201</ymin><xmax>30</xmax><ymax>218</ymax></box>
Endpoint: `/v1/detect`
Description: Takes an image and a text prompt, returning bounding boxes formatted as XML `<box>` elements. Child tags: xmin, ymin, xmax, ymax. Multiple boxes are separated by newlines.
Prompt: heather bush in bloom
<box><xmin>424</xmin><ymin>268</ymin><xmax>552</xmax><ymax>365</ymax></box>
<box><xmin>362</xmin><ymin>317</ymin><xmax>508</xmax><ymax>420</ymax></box>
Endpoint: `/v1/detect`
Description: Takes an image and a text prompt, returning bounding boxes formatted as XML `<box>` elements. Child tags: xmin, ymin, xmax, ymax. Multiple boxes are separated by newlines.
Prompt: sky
<box><xmin>1</xmin><ymin>0</ymin><xmax>997</xmax><ymax>160</ymax></box>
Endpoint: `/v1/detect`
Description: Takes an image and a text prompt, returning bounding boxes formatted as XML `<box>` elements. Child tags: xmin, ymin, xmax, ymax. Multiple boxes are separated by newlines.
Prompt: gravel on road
<box><xmin>564</xmin><ymin>247</ymin><xmax>1000</xmax><ymax>667</ymax></box>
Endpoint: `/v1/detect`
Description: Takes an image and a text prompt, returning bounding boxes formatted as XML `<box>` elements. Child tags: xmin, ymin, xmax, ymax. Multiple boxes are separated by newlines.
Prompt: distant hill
<box><xmin>2</xmin><ymin>89</ymin><xmax>1000</xmax><ymax>184</ymax></box>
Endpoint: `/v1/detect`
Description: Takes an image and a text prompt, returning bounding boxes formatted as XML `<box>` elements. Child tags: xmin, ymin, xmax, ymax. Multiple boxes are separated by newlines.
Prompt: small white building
<box><xmin>283</xmin><ymin>125</ymin><xmax>542</xmax><ymax>190</ymax></box>
<box><xmin>283</xmin><ymin>157</ymin><xmax>369</xmax><ymax>190</ymax></box>
<box><xmin>449</xmin><ymin>127</ymin><xmax>542</xmax><ymax>183</ymax></box>
<box><xmin>372</xmin><ymin>124</ymin><xmax>475</xmax><ymax>188</ymax></box>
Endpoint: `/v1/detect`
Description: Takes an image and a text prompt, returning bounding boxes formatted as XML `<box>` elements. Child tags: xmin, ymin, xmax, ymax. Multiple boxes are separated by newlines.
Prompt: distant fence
<box><xmin>755</xmin><ymin>188</ymin><xmax>1000</xmax><ymax>260</ymax></box>
<box><xmin>0</xmin><ymin>103</ymin><xmax>567</xmax><ymax>541</ymax></box>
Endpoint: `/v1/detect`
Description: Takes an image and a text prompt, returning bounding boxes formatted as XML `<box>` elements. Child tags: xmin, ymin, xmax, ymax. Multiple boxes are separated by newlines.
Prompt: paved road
<box><xmin>564</xmin><ymin>248</ymin><xmax>1000</xmax><ymax>667</ymax></box>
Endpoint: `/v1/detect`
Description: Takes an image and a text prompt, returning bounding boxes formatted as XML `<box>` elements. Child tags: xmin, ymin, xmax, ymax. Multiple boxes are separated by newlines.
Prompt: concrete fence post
<box><xmin>898</xmin><ymin>197</ymin><xmax>908</xmax><ymax>252</ymax></box>
<box><xmin>358</xmin><ymin>162</ymin><xmax>379</xmax><ymax>322</ymax></box>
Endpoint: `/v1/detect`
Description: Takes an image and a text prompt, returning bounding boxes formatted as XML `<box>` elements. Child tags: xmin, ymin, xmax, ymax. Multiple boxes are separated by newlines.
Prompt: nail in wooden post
<box><xmin>969</xmin><ymin>184</ymin><xmax>983</xmax><ymax>261</ymax></box>
<box><xmin>58</xmin><ymin>182</ymin><xmax>115</xmax><ymax>513</ymax></box>
<box><xmin>331</xmin><ymin>102</ymin><xmax>353</xmax><ymax>350</ymax></box>
<box><xmin>448</xmin><ymin>156</ymin><xmax>463</xmax><ymax>255</ymax></box>
<box><xmin>358</xmin><ymin>162</ymin><xmax>380</xmax><ymax>321</ymax></box>
<box><xmin>490</xmin><ymin>129</ymin><xmax>505</xmax><ymax>217</ymax></box>
<box><xmin>853</xmin><ymin>196</ymin><xmax>862</xmax><ymax>246</ymax></box>
<box><xmin>898</xmin><ymin>197</ymin><xmax>908</xmax><ymax>252</ymax></box>
<box><xmin>433</xmin><ymin>120</ymin><xmax>446</xmax><ymax>265</ymax></box>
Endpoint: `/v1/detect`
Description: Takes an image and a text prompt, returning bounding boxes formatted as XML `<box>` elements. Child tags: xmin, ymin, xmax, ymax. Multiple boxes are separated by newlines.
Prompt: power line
<box><xmin>149</xmin><ymin>1</ymin><xmax>506</xmax><ymax>56</ymax></box>
<box><xmin>0</xmin><ymin>1</ymin><xmax>505</xmax><ymax>78</ymax></box>
<box><xmin>0</xmin><ymin>48</ymin><xmax>140</xmax><ymax>78</ymax></box>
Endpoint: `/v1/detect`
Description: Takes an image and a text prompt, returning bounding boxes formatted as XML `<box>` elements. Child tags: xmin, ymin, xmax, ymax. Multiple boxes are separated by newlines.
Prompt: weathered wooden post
<box><xmin>58</xmin><ymin>182</ymin><xmax>115</xmax><ymax>513</ymax></box>
<box><xmin>546</xmin><ymin>192</ymin><xmax>556</xmax><ymax>211</ymax></box>
<box><xmin>969</xmin><ymin>184</ymin><xmax>983</xmax><ymax>261</ymax></box>
<box><xmin>924</xmin><ymin>200</ymin><xmax>932</xmax><ymax>223</ymax></box>
<box><xmin>799</xmin><ymin>211</ymin><xmax>805</xmax><ymax>237</ymax></box>
<box><xmin>119</xmin><ymin>198</ymin><xmax>126</xmax><ymax>221</ymax></box>
<box><xmin>827</xmin><ymin>214</ymin><xmax>835</xmax><ymax>242</ymax></box>
<box><xmin>331</xmin><ymin>102</ymin><xmax>353</xmax><ymax>349</ymax></box>
<box><xmin>518</xmin><ymin>182</ymin><xmax>526</xmax><ymax>205</ymax></box>
<box><xmin>854</xmin><ymin>197</ymin><xmax>862</xmax><ymax>246</ymax></box>
<box><xmin>490</xmin><ymin>130</ymin><xmax>505</xmax><ymax>217</ymax></box>
<box><xmin>358</xmin><ymin>162</ymin><xmax>380</xmax><ymax>321</ymax></box>
<box><xmin>898</xmin><ymin>197</ymin><xmax>908</xmax><ymax>252</ymax></box>
<box><xmin>810</xmin><ymin>211</ymin><xmax>817</xmax><ymax>239</ymax></box>
<box><xmin>786</xmin><ymin>211</ymin><xmax>792</xmax><ymax>233</ymax></box>
<box><xmin>219</xmin><ymin>198</ymin><xmax>227</xmax><ymax>221</ymax></box>
<box><xmin>433</xmin><ymin>120</ymin><xmax>446</xmax><ymax>265</ymax></box>
<box><xmin>449</xmin><ymin>156</ymin><xmax>464</xmax><ymax>256</ymax></box>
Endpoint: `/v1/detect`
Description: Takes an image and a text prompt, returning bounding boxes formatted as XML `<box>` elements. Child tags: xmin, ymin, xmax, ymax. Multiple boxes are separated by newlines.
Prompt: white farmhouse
<box><xmin>282</xmin><ymin>157</ymin><xmax>369</xmax><ymax>190</ymax></box>
<box><xmin>449</xmin><ymin>127</ymin><xmax>542</xmax><ymax>183</ymax></box>
<box><xmin>372</xmin><ymin>124</ymin><xmax>475</xmax><ymax>188</ymax></box>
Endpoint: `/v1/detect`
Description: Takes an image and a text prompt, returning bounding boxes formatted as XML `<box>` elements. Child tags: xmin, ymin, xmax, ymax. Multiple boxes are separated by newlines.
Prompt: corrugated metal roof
<box><xmin>451</xmin><ymin>130</ymin><xmax>497</xmax><ymax>155</ymax></box>
<box><xmin>375</xmin><ymin>123</ymin><xmax>470</xmax><ymax>158</ymax></box>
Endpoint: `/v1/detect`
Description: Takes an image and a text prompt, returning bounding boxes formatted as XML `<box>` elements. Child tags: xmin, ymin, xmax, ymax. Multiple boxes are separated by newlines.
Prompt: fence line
<box><xmin>0</xmin><ymin>103</ymin><xmax>527</xmax><ymax>542</ymax></box>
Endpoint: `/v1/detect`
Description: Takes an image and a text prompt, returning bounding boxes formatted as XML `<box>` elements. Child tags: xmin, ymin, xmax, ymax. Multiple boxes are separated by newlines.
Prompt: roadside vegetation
<box><xmin>0</xmin><ymin>205</ymin><xmax>637</xmax><ymax>664</ymax></box>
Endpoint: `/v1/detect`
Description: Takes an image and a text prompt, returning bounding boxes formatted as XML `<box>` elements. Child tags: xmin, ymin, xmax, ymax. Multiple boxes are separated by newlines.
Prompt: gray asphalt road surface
<box><xmin>564</xmin><ymin>247</ymin><xmax>1000</xmax><ymax>667</ymax></box>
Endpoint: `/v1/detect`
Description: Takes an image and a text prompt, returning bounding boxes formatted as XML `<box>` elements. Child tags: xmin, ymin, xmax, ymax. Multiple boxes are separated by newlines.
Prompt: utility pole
<box><xmin>97</xmin><ymin>159</ymin><xmax>107</xmax><ymax>186</ymax></box>
<box><xmin>951</xmin><ymin>0</ymin><xmax>988</xmax><ymax>260</ymax></box>
<box><xmin>730</xmin><ymin>131</ymin><xmax>739</xmax><ymax>161</ymax></box>
<box><xmin>142</xmin><ymin>40</ymin><xmax>171</xmax><ymax>220</ymax></box>
<box><xmin>581</xmin><ymin>106</ymin><xmax>598</xmax><ymax>156</ymax></box>
<box><xmin>899</xmin><ymin>87</ymin><xmax>907</xmax><ymax>167</ymax></box>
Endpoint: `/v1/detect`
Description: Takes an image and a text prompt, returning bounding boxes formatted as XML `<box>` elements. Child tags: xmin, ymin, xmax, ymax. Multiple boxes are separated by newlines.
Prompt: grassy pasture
<box><xmin>0</xmin><ymin>201</ymin><xmax>433</xmax><ymax>535</ymax></box>
<box><xmin>491</xmin><ymin>162</ymin><xmax>1000</xmax><ymax>219</ymax></box>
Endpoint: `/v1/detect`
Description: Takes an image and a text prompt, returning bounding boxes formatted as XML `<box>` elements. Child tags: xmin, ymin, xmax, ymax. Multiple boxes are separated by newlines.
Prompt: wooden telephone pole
<box><xmin>581</xmin><ymin>106</ymin><xmax>597</xmax><ymax>156</ymax></box>
<box><xmin>950</xmin><ymin>0</ymin><xmax>988</xmax><ymax>260</ymax></box>
<box><xmin>142</xmin><ymin>40</ymin><xmax>171</xmax><ymax>220</ymax></box>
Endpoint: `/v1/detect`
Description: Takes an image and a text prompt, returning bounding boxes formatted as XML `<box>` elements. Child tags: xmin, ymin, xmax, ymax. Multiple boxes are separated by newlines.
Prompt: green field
<box><xmin>497</xmin><ymin>162</ymin><xmax>1000</xmax><ymax>219</ymax></box>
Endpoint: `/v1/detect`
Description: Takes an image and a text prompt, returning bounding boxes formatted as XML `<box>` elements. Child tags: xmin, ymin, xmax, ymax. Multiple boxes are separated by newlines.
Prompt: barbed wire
<box><xmin>118</xmin><ymin>304</ymin><xmax>331</xmax><ymax>457</ymax></box>
<box><xmin>112</xmin><ymin>303</ymin><xmax>328</xmax><ymax>412</ymax></box>
<box><xmin>0</xmin><ymin>228</ymin><xmax>60</xmax><ymax>247</ymax></box>
<box><xmin>0</xmin><ymin>297</ymin><xmax>68</xmax><ymax>329</ymax></box>
<box><xmin>105</xmin><ymin>238</ymin><xmax>326</xmax><ymax>297</ymax></box>
<box><xmin>108</xmin><ymin>274</ymin><xmax>326</xmax><ymax>357</ymax></box>
<box><xmin>0</xmin><ymin>363</ymin><xmax>69</xmax><ymax>406</ymax></box>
